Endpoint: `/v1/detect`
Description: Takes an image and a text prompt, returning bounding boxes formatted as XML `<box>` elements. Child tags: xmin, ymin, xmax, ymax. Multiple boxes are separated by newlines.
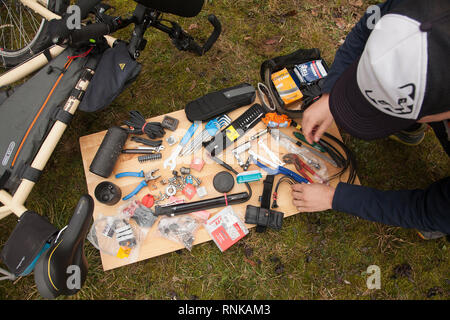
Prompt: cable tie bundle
<box><xmin>123</xmin><ymin>110</ymin><xmax>166</xmax><ymax>140</ymax></box>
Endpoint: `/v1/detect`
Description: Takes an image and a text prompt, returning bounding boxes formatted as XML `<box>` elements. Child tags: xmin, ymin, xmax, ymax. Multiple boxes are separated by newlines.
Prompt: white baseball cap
<box><xmin>330</xmin><ymin>0</ymin><xmax>449</xmax><ymax>139</ymax></box>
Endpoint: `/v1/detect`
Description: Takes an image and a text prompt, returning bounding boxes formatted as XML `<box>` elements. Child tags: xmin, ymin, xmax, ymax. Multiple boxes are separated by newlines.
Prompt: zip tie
<box><xmin>67</xmin><ymin>46</ymin><xmax>94</xmax><ymax>59</ymax></box>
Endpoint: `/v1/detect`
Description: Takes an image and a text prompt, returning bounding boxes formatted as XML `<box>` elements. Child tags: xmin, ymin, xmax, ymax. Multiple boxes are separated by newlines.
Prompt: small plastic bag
<box><xmin>87</xmin><ymin>214</ymin><xmax>141</xmax><ymax>259</ymax></box>
<box><xmin>118</xmin><ymin>198</ymin><xmax>158</xmax><ymax>229</ymax></box>
<box><xmin>157</xmin><ymin>216</ymin><xmax>200</xmax><ymax>251</ymax></box>
<box><xmin>189</xmin><ymin>210</ymin><xmax>211</xmax><ymax>224</ymax></box>
<box><xmin>270</xmin><ymin>129</ymin><xmax>329</xmax><ymax>181</ymax></box>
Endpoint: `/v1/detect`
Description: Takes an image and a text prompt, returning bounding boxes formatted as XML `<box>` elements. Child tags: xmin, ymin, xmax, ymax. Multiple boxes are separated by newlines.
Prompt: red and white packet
<box><xmin>204</xmin><ymin>206</ymin><xmax>248</xmax><ymax>252</ymax></box>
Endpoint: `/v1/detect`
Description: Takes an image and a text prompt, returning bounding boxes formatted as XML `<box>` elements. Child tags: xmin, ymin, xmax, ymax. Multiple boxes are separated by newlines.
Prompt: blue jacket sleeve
<box><xmin>321</xmin><ymin>0</ymin><xmax>402</xmax><ymax>93</ymax></box>
<box><xmin>332</xmin><ymin>177</ymin><xmax>450</xmax><ymax>234</ymax></box>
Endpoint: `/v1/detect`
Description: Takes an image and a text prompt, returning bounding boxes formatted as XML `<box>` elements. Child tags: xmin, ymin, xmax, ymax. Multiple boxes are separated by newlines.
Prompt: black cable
<box><xmin>319</xmin><ymin>132</ymin><xmax>357</xmax><ymax>184</ymax></box>
<box><xmin>324</xmin><ymin>132</ymin><xmax>357</xmax><ymax>183</ymax></box>
<box><xmin>123</xmin><ymin>110</ymin><xmax>166</xmax><ymax>140</ymax></box>
<box><xmin>318</xmin><ymin>138</ymin><xmax>346</xmax><ymax>168</ymax></box>
<box><xmin>319</xmin><ymin>141</ymin><xmax>349</xmax><ymax>182</ymax></box>
<box><xmin>130</xmin><ymin>136</ymin><xmax>162</xmax><ymax>147</ymax></box>
<box><xmin>294</xmin><ymin>126</ymin><xmax>355</xmax><ymax>184</ymax></box>
<box><xmin>272</xmin><ymin>176</ymin><xmax>295</xmax><ymax>209</ymax></box>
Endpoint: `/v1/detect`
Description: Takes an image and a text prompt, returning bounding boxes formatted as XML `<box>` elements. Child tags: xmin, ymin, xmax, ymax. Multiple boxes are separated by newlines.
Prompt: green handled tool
<box><xmin>293</xmin><ymin>132</ymin><xmax>327</xmax><ymax>153</ymax></box>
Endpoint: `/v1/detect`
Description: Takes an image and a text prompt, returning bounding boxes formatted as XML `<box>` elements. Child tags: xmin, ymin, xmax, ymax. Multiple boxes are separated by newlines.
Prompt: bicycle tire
<box><xmin>0</xmin><ymin>0</ymin><xmax>60</xmax><ymax>68</ymax></box>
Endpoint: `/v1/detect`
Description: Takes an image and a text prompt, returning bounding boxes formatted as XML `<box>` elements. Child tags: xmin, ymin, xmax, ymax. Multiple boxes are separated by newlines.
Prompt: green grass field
<box><xmin>0</xmin><ymin>0</ymin><xmax>449</xmax><ymax>300</ymax></box>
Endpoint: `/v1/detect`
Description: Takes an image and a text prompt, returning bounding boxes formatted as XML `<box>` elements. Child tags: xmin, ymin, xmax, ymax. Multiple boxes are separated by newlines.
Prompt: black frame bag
<box><xmin>0</xmin><ymin>47</ymin><xmax>93</xmax><ymax>194</ymax></box>
<box><xmin>79</xmin><ymin>41</ymin><xmax>142</xmax><ymax>112</ymax></box>
<box><xmin>260</xmin><ymin>48</ymin><xmax>329</xmax><ymax>119</ymax></box>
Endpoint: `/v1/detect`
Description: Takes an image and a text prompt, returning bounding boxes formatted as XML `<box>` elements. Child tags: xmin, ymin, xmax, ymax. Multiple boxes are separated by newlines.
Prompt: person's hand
<box><xmin>301</xmin><ymin>93</ymin><xmax>334</xmax><ymax>144</ymax></box>
<box><xmin>291</xmin><ymin>183</ymin><xmax>335</xmax><ymax>212</ymax></box>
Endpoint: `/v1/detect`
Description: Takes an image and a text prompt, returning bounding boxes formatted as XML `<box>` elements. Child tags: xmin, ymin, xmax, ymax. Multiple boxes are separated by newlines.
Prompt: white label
<box><xmin>2</xmin><ymin>141</ymin><xmax>15</xmax><ymax>166</ymax></box>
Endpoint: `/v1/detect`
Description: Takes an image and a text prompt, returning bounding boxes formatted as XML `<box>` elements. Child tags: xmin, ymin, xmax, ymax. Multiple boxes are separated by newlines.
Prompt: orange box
<box><xmin>271</xmin><ymin>68</ymin><xmax>303</xmax><ymax>104</ymax></box>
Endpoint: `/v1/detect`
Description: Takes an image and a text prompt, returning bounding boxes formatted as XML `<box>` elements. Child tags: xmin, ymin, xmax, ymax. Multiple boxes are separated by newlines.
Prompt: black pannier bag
<box><xmin>0</xmin><ymin>47</ymin><xmax>95</xmax><ymax>194</ymax></box>
<box><xmin>260</xmin><ymin>48</ymin><xmax>330</xmax><ymax>119</ymax></box>
<box><xmin>78</xmin><ymin>41</ymin><xmax>142</xmax><ymax>113</ymax></box>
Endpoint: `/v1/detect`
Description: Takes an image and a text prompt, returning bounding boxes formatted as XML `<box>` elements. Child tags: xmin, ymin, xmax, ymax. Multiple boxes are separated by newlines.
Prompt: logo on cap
<box><xmin>364</xmin><ymin>83</ymin><xmax>416</xmax><ymax>115</ymax></box>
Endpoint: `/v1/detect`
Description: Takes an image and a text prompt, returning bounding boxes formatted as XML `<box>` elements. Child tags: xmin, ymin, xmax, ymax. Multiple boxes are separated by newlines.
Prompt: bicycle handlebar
<box><xmin>183</xmin><ymin>14</ymin><xmax>221</xmax><ymax>56</ymax></box>
<box><xmin>201</xmin><ymin>14</ymin><xmax>222</xmax><ymax>54</ymax></box>
<box><xmin>76</xmin><ymin>0</ymin><xmax>102</xmax><ymax>20</ymax></box>
<box><xmin>168</xmin><ymin>14</ymin><xmax>221</xmax><ymax>56</ymax></box>
<box><xmin>57</xmin><ymin>8</ymin><xmax>221</xmax><ymax>56</ymax></box>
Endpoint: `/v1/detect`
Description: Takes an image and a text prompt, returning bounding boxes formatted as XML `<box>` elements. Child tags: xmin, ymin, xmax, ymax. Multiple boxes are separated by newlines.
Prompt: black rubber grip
<box><xmin>71</xmin><ymin>22</ymin><xmax>110</xmax><ymax>44</ymax></box>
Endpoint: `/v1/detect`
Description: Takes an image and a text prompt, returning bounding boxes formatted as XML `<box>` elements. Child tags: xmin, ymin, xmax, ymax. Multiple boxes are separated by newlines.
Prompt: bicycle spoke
<box><xmin>0</xmin><ymin>0</ymin><xmax>48</xmax><ymax>52</ymax></box>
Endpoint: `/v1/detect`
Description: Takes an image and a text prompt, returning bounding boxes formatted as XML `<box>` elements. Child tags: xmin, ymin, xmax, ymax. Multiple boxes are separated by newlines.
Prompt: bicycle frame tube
<box><xmin>0</xmin><ymin>45</ymin><xmax>66</xmax><ymax>87</ymax></box>
<box><xmin>0</xmin><ymin>66</ymin><xmax>96</xmax><ymax>219</ymax></box>
<box><xmin>0</xmin><ymin>0</ymin><xmax>117</xmax><ymax>219</ymax></box>
<box><xmin>0</xmin><ymin>0</ymin><xmax>116</xmax><ymax>87</ymax></box>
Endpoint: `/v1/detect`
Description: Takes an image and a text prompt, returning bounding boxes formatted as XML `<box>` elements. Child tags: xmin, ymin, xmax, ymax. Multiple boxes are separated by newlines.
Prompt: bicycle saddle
<box><xmin>34</xmin><ymin>195</ymin><xmax>94</xmax><ymax>299</ymax></box>
<box><xmin>135</xmin><ymin>0</ymin><xmax>204</xmax><ymax>17</ymax></box>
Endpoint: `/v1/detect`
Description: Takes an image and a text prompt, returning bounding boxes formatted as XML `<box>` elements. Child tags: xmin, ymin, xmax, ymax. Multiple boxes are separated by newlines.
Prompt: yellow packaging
<box><xmin>225</xmin><ymin>125</ymin><xmax>240</xmax><ymax>141</ymax></box>
<box><xmin>116</xmin><ymin>246</ymin><xmax>131</xmax><ymax>259</ymax></box>
<box><xmin>271</xmin><ymin>68</ymin><xmax>303</xmax><ymax>104</ymax></box>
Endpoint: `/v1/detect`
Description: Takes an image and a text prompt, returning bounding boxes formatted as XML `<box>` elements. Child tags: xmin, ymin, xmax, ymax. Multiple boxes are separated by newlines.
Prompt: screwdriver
<box><xmin>293</xmin><ymin>131</ymin><xmax>327</xmax><ymax>153</ymax></box>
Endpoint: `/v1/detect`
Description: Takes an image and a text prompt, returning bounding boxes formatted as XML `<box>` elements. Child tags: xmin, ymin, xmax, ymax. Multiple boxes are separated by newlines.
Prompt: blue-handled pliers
<box><xmin>115</xmin><ymin>169</ymin><xmax>160</xmax><ymax>201</ymax></box>
<box><xmin>251</xmin><ymin>158</ymin><xmax>309</xmax><ymax>184</ymax></box>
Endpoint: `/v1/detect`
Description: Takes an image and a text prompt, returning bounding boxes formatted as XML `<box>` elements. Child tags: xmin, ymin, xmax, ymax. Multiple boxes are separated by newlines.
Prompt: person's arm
<box><xmin>302</xmin><ymin>0</ymin><xmax>403</xmax><ymax>144</ymax></box>
<box><xmin>332</xmin><ymin>177</ymin><xmax>450</xmax><ymax>234</ymax></box>
<box><xmin>321</xmin><ymin>0</ymin><xmax>401</xmax><ymax>93</ymax></box>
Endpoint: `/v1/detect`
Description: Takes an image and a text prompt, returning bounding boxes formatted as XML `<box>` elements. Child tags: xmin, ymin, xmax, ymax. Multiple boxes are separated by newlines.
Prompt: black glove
<box><xmin>45</xmin><ymin>17</ymin><xmax>71</xmax><ymax>45</ymax></box>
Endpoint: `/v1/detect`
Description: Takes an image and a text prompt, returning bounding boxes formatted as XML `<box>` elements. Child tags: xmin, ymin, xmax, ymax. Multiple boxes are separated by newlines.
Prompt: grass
<box><xmin>0</xmin><ymin>0</ymin><xmax>449</xmax><ymax>300</ymax></box>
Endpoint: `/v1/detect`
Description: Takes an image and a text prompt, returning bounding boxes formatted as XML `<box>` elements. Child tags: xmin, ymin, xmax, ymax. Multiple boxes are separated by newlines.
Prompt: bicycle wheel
<box><xmin>0</xmin><ymin>0</ymin><xmax>58</xmax><ymax>68</ymax></box>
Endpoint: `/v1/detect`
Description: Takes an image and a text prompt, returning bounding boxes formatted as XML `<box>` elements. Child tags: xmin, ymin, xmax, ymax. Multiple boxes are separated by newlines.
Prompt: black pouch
<box><xmin>245</xmin><ymin>205</ymin><xmax>284</xmax><ymax>230</ymax></box>
<box><xmin>260</xmin><ymin>48</ymin><xmax>329</xmax><ymax>119</ymax></box>
<box><xmin>184</xmin><ymin>83</ymin><xmax>256</xmax><ymax>122</ymax></box>
<box><xmin>0</xmin><ymin>211</ymin><xmax>58</xmax><ymax>276</ymax></box>
<box><xmin>78</xmin><ymin>41</ymin><xmax>142</xmax><ymax>112</ymax></box>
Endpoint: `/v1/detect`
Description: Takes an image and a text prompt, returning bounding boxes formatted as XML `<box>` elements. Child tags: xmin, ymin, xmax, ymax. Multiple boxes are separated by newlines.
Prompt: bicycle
<box><xmin>0</xmin><ymin>0</ymin><xmax>221</xmax><ymax>299</ymax></box>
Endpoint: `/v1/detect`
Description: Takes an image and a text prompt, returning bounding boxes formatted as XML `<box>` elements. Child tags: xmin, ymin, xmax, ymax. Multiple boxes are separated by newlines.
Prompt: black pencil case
<box><xmin>184</xmin><ymin>83</ymin><xmax>256</xmax><ymax>122</ymax></box>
